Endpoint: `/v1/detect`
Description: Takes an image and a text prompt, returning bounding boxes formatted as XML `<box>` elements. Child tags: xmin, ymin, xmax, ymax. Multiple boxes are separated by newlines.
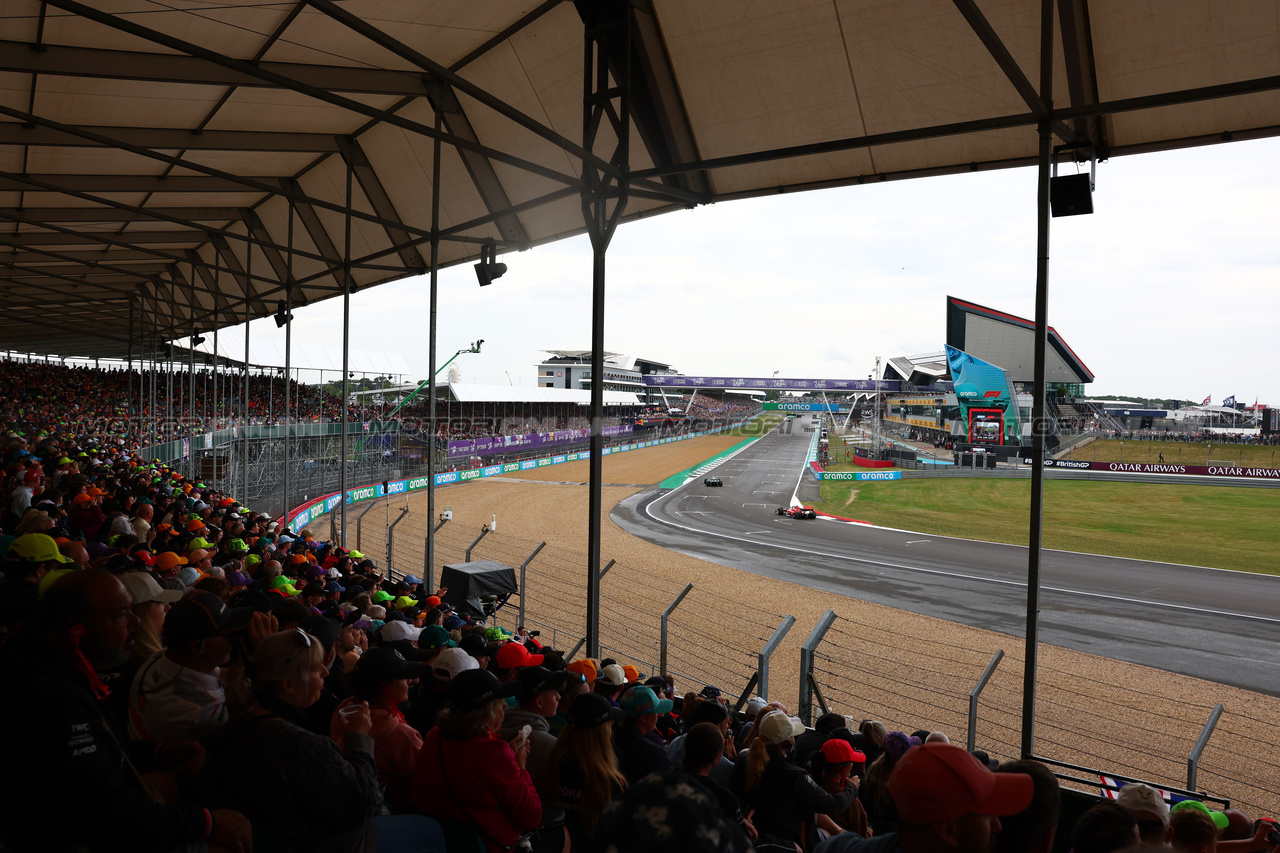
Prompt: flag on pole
<box><xmin>1223</xmin><ymin>396</ymin><xmax>1236</xmax><ymax>408</ymax></box>
<box><xmin>1201</xmin><ymin>395</ymin><xmax>1211</xmax><ymax>406</ymax></box>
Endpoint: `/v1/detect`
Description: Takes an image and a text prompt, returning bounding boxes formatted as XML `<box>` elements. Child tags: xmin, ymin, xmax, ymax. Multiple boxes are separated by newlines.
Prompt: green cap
<box><xmin>1170</xmin><ymin>801</ymin><xmax>1229</xmax><ymax>830</ymax></box>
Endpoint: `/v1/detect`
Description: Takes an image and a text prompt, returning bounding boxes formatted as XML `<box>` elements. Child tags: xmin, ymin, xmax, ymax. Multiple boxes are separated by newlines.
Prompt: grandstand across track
<box><xmin>615</xmin><ymin>415</ymin><xmax>1280</xmax><ymax>696</ymax></box>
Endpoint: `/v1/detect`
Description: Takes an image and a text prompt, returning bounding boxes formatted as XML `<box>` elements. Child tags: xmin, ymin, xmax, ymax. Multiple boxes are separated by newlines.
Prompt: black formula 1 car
<box><xmin>704</xmin><ymin>477</ymin><xmax>723</xmax><ymax>487</ymax></box>
<box><xmin>775</xmin><ymin>505</ymin><xmax>817</xmax><ymax>519</ymax></box>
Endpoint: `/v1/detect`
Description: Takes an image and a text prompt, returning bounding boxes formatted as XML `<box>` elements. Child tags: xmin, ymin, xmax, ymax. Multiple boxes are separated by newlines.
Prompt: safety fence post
<box><xmin>599</xmin><ymin>559</ymin><xmax>616</xmax><ymax>578</ymax></box>
<box><xmin>465</xmin><ymin>526</ymin><xmax>490</xmax><ymax>561</ymax></box>
<box><xmin>386</xmin><ymin>505</ymin><xmax>410</xmax><ymax>572</ymax></box>
<box><xmin>757</xmin><ymin>614</ymin><xmax>796</xmax><ymax>702</ymax></box>
<box><xmin>967</xmin><ymin>649</ymin><xmax>1004</xmax><ymax>752</ymax></box>
<box><xmin>518</xmin><ymin>542</ymin><xmax>547</xmax><ymax>630</ymax></box>
<box><xmin>354</xmin><ymin>500</ymin><xmax>378</xmax><ymax>551</ymax></box>
<box><xmin>798</xmin><ymin>609</ymin><xmax>836</xmax><ymax>726</ymax></box>
<box><xmin>660</xmin><ymin>583</ymin><xmax>694</xmax><ymax>677</ymax></box>
<box><xmin>426</xmin><ymin>516</ymin><xmax>448</xmax><ymax>590</ymax></box>
<box><xmin>1187</xmin><ymin>703</ymin><xmax>1224</xmax><ymax>792</ymax></box>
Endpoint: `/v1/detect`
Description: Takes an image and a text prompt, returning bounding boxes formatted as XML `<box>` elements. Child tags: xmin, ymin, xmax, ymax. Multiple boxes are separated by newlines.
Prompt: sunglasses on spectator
<box><xmin>283</xmin><ymin>628</ymin><xmax>313</xmax><ymax>667</ymax></box>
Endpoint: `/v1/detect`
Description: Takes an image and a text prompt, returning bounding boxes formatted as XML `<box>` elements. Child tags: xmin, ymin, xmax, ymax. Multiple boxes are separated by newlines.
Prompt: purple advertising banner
<box><xmin>447</xmin><ymin>425</ymin><xmax>633</xmax><ymax>458</ymax></box>
<box><xmin>1032</xmin><ymin>459</ymin><xmax>1280</xmax><ymax>480</ymax></box>
<box><xmin>641</xmin><ymin>375</ymin><xmax>953</xmax><ymax>392</ymax></box>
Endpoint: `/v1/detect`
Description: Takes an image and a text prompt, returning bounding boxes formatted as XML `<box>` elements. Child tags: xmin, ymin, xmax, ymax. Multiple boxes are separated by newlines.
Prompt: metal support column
<box><xmin>426</xmin><ymin>115</ymin><xmax>442</xmax><ymax>587</ymax></box>
<box><xmin>1022</xmin><ymin>0</ymin><xmax>1056</xmax><ymax>759</ymax></box>
<box><xmin>517</xmin><ymin>542</ymin><xmax>547</xmax><ymax>629</ymax></box>
<box><xmin>659</xmin><ymin>583</ymin><xmax>693</xmax><ymax>677</ymax></box>
<box><xmin>126</xmin><ymin>302</ymin><xmax>134</xmax><ymax>443</ymax></box>
<box><xmin>187</xmin><ymin>269</ymin><xmax>197</xmax><ymax>480</ymax></box>
<box><xmin>798</xmin><ymin>609</ymin><xmax>836</xmax><ymax>725</ymax></box>
<box><xmin>581</xmin><ymin>1</ymin><xmax>632</xmax><ymax>657</ymax></box>
<box><xmin>282</xmin><ymin>207</ymin><xmax>294</xmax><ymax>526</ymax></box>
<box><xmin>241</xmin><ymin>254</ymin><xmax>250</xmax><ymax>500</ymax></box>
<box><xmin>426</xmin><ymin>516</ymin><xmax>448</xmax><ymax>591</ymax></box>
<box><xmin>340</xmin><ymin>163</ymin><xmax>352</xmax><ymax>545</ymax></box>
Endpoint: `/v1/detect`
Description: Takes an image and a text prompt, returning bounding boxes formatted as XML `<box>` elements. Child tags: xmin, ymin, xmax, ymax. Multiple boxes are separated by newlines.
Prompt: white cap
<box><xmin>599</xmin><ymin>664</ymin><xmax>627</xmax><ymax>686</ymax></box>
<box><xmin>120</xmin><ymin>571</ymin><xmax>184</xmax><ymax>605</ymax></box>
<box><xmin>744</xmin><ymin>696</ymin><xmax>770</xmax><ymax>716</ymax></box>
<box><xmin>379</xmin><ymin>621</ymin><xmax>422</xmax><ymax>643</ymax></box>
<box><xmin>757</xmin><ymin>710</ymin><xmax>806</xmax><ymax>745</ymax></box>
<box><xmin>433</xmin><ymin>647</ymin><xmax>479</xmax><ymax>679</ymax></box>
<box><xmin>1116</xmin><ymin>783</ymin><xmax>1170</xmax><ymax>824</ymax></box>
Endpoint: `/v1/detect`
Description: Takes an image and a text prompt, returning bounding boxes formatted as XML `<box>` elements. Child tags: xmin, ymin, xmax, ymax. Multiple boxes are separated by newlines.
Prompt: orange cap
<box><xmin>566</xmin><ymin>659</ymin><xmax>597</xmax><ymax>683</ymax></box>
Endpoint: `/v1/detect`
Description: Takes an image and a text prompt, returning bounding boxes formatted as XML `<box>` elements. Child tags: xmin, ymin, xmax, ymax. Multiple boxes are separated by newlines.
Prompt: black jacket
<box><xmin>614</xmin><ymin>723</ymin><xmax>674</xmax><ymax>785</ymax></box>
<box><xmin>0</xmin><ymin>630</ymin><xmax>212</xmax><ymax>852</ymax></box>
<box><xmin>733</xmin><ymin>753</ymin><xmax>859</xmax><ymax>851</ymax></box>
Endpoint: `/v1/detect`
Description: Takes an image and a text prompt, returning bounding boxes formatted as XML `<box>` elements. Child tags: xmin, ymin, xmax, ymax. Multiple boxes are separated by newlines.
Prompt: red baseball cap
<box><xmin>821</xmin><ymin>738</ymin><xmax>867</xmax><ymax>765</ymax></box>
<box><xmin>887</xmin><ymin>743</ymin><xmax>1033</xmax><ymax>823</ymax></box>
<box><xmin>495</xmin><ymin>641</ymin><xmax>544</xmax><ymax>670</ymax></box>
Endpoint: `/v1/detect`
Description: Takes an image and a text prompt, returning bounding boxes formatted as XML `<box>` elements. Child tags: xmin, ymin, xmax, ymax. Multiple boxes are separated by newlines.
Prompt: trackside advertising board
<box><xmin>287</xmin><ymin>419</ymin><xmax>752</xmax><ymax>528</ymax></box>
<box><xmin>1021</xmin><ymin>459</ymin><xmax>1280</xmax><ymax>479</ymax></box>
<box><xmin>764</xmin><ymin>402</ymin><xmax>845</xmax><ymax>412</ymax></box>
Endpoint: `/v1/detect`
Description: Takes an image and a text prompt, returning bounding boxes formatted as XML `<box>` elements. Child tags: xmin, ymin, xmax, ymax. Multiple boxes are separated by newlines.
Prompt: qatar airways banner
<box><xmin>1029</xmin><ymin>459</ymin><xmax>1280</xmax><ymax>480</ymax></box>
<box><xmin>446</xmin><ymin>425</ymin><xmax>633</xmax><ymax>459</ymax></box>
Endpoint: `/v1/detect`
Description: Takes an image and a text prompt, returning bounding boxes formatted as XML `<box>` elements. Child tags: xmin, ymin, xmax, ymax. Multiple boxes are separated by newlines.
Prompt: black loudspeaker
<box><xmin>1050</xmin><ymin>173</ymin><xmax>1093</xmax><ymax>216</ymax></box>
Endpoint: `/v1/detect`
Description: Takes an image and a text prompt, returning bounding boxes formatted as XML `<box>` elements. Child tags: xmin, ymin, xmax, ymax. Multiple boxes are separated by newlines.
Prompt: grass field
<box><xmin>1064</xmin><ymin>438</ymin><xmax>1280</xmax><ymax>468</ymax></box>
<box><xmin>726</xmin><ymin>411</ymin><xmax>784</xmax><ymax>437</ymax></box>
<box><xmin>811</xmin><ymin>477</ymin><xmax>1280</xmax><ymax>574</ymax></box>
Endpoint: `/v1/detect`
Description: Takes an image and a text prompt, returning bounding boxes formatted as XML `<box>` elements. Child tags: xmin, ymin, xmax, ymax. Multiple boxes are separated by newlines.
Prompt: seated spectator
<box><xmin>734</xmin><ymin>709</ymin><xmax>859</xmax><ymax>851</ymax></box>
<box><xmin>668</xmin><ymin>691</ymin><xmax>737</xmax><ymax>787</ymax></box>
<box><xmin>1073</xmin><ymin>801</ymin><xmax>1141</xmax><ymax>853</ymax></box>
<box><xmin>816</xmin><ymin>743</ymin><xmax>1035</xmax><ymax>853</ymax></box>
<box><xmin>128</xmin><ymin>591</ymin><xmax>253</xmax><ymax>743</ymax></box>
<box><xmin>500</xmin><ymin>665</ymin><xmax>572</xmax><ymax>853</ymax></box>
<box><xmin>683</xmin><ymin>721</ymin><xmax>757</xmax><ymax>842</ymax></box>
<box><xmin>0</xmin><ymin>532</ymin><xmax>70</xmax><ymax>636</ymax></box>
<box><xmin>796</xmin><ymin>711</ymin><xmax>849</xmax><ymax>767</ymax></box>
<box><xmin>809</xmin><ymin>737</ymin><xmax>870</xmax><ymax>840</ymax></box>
<box><xmin>614</xmin><ymin>684</ymin><xmax>675</xmax><ymax>784</ymax></box>
<box><xmin>411</xmin><ymin>668</ymin><xmax>540</xmax><ymax>852</ymax></box>
<box><xmin>1116</xmin><ymin>783</ymin><xmax>1172</xmax><ymax>847</ymax></box>
<box><xmin>540</xmin><ymin>692</ymin><xmax>626</xmax><ymax>850</ymax></box>
<box><xmin>0</xmin><ymin>570</ymin><xmax>252</xmax><ymax>852</ymax></box>
<box><xmin>993</xmin><ymin>759</ymin><xmax>1060</xmax><ymax>853</ymax></box>
<box><xmin>859</xmin><ymin>731</ymin><xmax>918</xmax><ymax>834</ymax></box>
<box><xmin>337</xmin><ymin>645</ymin><xmax>427</xmax><ymax>811</ymax></box>
<box><xmin>206</xmin><ymin>627</ymin><xmax>383</xmax><ymax>852</ymax></box>
<box><xmin>1172</xmin><ymin>807</ymin><xmax>1220</xmax><ymax>853</ymax></box>
<box><xmin>595</xmin><ymin>770</ymin><xmax>755</xmax><ymax>853</ymax></box>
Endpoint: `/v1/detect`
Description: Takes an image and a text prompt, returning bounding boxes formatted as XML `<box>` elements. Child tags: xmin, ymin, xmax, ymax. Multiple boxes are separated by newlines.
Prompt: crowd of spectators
<box><xmin>3</xmin><ymin>395</ymin><xmax>1274</xmax><ymax>853</ymax></box>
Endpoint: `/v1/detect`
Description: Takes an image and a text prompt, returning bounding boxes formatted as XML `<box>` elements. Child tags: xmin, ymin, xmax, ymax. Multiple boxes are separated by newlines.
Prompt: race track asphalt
<box><xmin>612</xmin><ymin>415</ymin><xmax>1280</xmax><ymax>696</ymax></box>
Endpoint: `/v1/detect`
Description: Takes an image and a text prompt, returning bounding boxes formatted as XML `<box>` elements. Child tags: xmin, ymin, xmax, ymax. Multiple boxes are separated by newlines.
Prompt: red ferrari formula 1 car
<box><xmin>775</xmin><ymin>505</ymin><xmax>817</xmax><ymax>519</ymax></box>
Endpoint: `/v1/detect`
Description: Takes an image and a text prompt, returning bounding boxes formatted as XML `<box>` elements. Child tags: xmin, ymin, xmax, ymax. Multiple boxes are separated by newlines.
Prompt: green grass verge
<box><xmin>725</xmin><ymin>412</ymin><xmax>784</xmax><ymax>437</ymax></box>
<box><xmin>1064</xmin><ymin>439</ymin><xmax>1280</xmax><ymax>468</ymax></box>
<box><xmin>810</xmin><ymin>478</ymin><xmax>1280</xmax><ymax>574</ymax></box>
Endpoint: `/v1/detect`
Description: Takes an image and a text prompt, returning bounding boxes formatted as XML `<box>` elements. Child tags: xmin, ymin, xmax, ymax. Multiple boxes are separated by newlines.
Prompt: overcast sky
<box><xmin>227</xmin><ymin>135</ymin><xmax>1279</xmax><ymax>407</ymax></box>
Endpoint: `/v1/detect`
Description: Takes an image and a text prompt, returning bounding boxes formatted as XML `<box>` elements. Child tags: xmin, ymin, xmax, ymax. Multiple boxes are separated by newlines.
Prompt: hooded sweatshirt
<box><xmin>499</xmin><ymin>705</ymin><xmax>564</xmax><ymax>825</ymax></box>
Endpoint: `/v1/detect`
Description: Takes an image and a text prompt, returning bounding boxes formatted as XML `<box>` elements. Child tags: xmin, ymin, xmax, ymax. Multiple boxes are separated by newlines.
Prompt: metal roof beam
<box><xmin>950</xmin><ymin>0</ymin><xmax>1077</xmax><ymax>143</ymax></box>
<box><xmin>0</xmin><ymin>205</ymin><xmax>240</xmax><ymax>224</ymax></box>
<box><xmin>39</xmin><ymin>0</ymin><xmax>584</xmax><ymax>188</ymax></box>
<box><xmin>1058</xmin><ymin>0</ymin><xmax>1106</xmax><ymax>155</ymax></box>
<box><xmin>241</xmin><ymin>210</ymin><xmax>295</xmax><ymax>287</ymax></box>
<box><xmin>0</xmin><ymin>174</ymin><xmax>276</xmax><ymax>194</ymax></box>
<box><xmin>0</xmin><ymin>248</ymin><xmax>174</xmax><ymax>264</ymax></box>
<box><xmin>3</xmin><ymin>230</ymin><xmax>204</xmax><ymax>246</ymax></box>
<box><xmin>3</xmin><ymin>262</ymin><xmax>170</xmax><ymax>277</ymax></box>
<box><xmin>335</xmin><ymin>138</ymin><xmax>427</xmax><ymax>271</ymax></box>
<box><xmin>0</xmin><ymin>39</ymin><xmax>430</xmax><ymax>96</ymax></box>
<box><xmin>0</xmin><ymin>121</ymin><xmax>340</xmax><ymax>152</ymax></box>
<box><xmin>279</xmin><ymin>179</ymin><xmax>345</xmax><ymax>289</ymax></box>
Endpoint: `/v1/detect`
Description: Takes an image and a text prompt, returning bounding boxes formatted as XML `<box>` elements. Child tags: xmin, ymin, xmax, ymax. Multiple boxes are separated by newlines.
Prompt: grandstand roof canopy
<box><xmin>946</xmin><ymin>296</ymin><xmax>1094</xmax><ymax>385</ymax></box>
<box><xmin>445</xmin><ymin>382</ymin><xmax>641</xmax><ymax>407</ymax></box>
<box><xmin>1</xmin><ymin>2</ymin><xmax>1278</xmax><ymax>360</ymax></box>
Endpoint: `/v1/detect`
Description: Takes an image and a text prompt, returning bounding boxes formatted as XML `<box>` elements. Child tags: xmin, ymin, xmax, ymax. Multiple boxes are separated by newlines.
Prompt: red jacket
<box><xmin>411</xmin><ymin>727</ymin><xmax>541</xmax><ymax>851</ymax></box>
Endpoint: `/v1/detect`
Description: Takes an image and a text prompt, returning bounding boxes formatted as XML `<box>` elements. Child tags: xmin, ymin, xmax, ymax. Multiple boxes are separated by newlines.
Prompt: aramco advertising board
<box><xmin>944</xmin><ymin>345</ymin><xmax>1020</xmax><ymax>445</ymax></box>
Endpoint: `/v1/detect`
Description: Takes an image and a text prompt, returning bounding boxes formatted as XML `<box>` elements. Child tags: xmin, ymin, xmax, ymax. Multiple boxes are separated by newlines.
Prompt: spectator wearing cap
<box><xmin>0</xmin><ymin>532</ymin><xmax>71</xmax><ymax>635</ymax></box>
<box><xmin>992</xmin><ymin>760</ymin><xmax>1060</xmax><ymax>853</ymax></box>
<box><xmin>614</xmin><ymin>685</ymin><xmax>675</xmax><ymax>784</ymax></box>
<box><xmin>411</xmin><ymin>669</ymin><xmax>541</xmax><ymax>852</ymax></box>
<box><xmin>1172</xmin><ymin>808</ymin><xmax>1221</xmax><ymax>853</ymax></box>
<box><xmin>1116</xmin><ymin>782</ymin><xmax>1172</xmax><ymax>847</ymax></box>
<box><xmin>733</xmin><ymin>708</ymin><xmax>859</xmax><ymax>851</ymax></box>
<box><xmin>68</xmin><ymin>488</ymin><xmax>106</xmax><ymax>540</ymax></box>
<box><xmin>495</xmin><ymin>639</ymin><xmax>544</xmax><ymax>683</ymax></box>
<box><xmin>128</xmin><ymin>591</ymin><xmax>254</xmax><ymax>743</ymax></box>
<box><xmin>540</xmin><ymin>692</ymin><xmax>627</xmax><ymax>849</ymax></box>
<box><xmin>809</xmin><ymin>737</ymin><xmax>871</xmax><ymax>840</ymax></box>
<box><xmin>594</xmin><ymin>662</ymin><xmax>628</xmax><ymax>703</ymax></box>
<box><xmin>337</xmin><ymin>646</ymin><xmax>429</xmax><ymax>811</ymax></box>
<box><xmin>0</xmin><ymin>570</ymin><xmax>253</xmax><ymax>852</ymax></box>
<box><xmin>817</xmin><ymin>743</ymin><xmax>1036</xmax><ymax>853</ymax></box>
<box><xmin>565</xmin><ymin>658</ymin><xmax>597</xmax><ymax>691</ymax></box>
<box><xmin>407</xmin><ymin>646</ymin><xmax>476</xmax><ymax>735</ymax></box>
<box><xmin>594</xmin><ymin>769</ymin><xmax>756</xmax><ymax>853</ymax></box>
<box><xmin>208</xmin><ymin>627</ymin><xmax>384</xmax><ymax>853</ymax></box>
<box><xmin>501</xmin><ymin>665</ymin><xmax>573</xmax><ymax>852</ymax></box>
<box><xmin>683</xmin><ymin>721</ymin><xmax>758</xmax><ymax>842</ymax></box>
<box><xmin>668</xmin><ymin>695</ymin><xmax>737</xmax><ymax>787</ymax></box>
<box><xmin>796</xmin><ymin>712</ymin><xmax>850</xmax><ymax>768</ymax></box>
<box><xmin>859</xmin><ymin>731</ymin><xmax>919</xmax><ymax>834</ymax></box>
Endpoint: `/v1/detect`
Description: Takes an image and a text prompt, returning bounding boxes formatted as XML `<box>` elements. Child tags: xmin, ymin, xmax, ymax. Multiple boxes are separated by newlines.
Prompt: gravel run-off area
<box><xmin>317</xmin><ymin>434</ymin><xmax>1280</xmax><ymax>816</ymax></box>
